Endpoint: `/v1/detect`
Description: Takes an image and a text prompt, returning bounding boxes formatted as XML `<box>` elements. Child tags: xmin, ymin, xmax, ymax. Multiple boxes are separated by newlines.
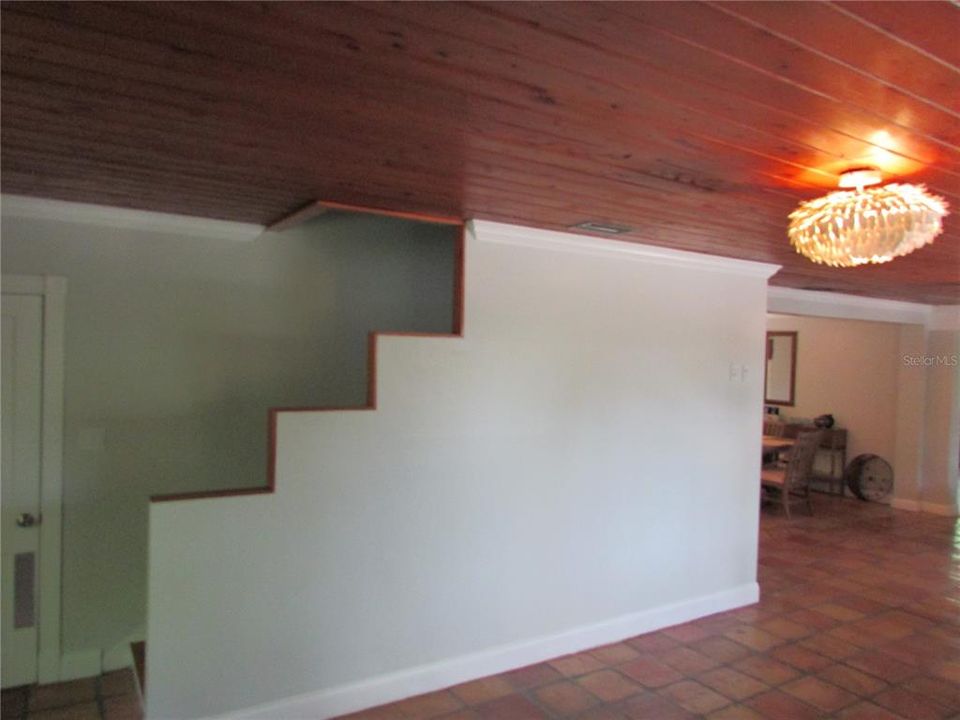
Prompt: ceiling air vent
<box><xmin>569</xmin><ymin>221</ymin><xmax>632</xmax><ymax>235</ymax></box>
<box><xmin>800</xmin><ymin>286</ymin><xmax>847</xmax><ymax>293</ymax></box>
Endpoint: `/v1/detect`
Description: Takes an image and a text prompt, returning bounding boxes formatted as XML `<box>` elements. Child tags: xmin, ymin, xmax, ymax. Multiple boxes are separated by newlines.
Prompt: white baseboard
<box><xmin>58</xmin><ymin>649</ymin><xmax>101</xmax><ymax>681</ymax></box>
<box><xmin>203</xmin><ymin>582</ymin><xmax>759</xmax><ymax>720</ymax></box>
<box><xmin>57</xmin><ymin>634</ymin><xmax>142</xmax><ymax>682</ymax></box>
<box><xmin>103</xmin><ymin>641</ymin><xmax>135</xmax><ymax>673</ymax></box>
<box><xmin>38</xmin><ymin>650</ymin><xmax>61</xmax><ymax>684</ymax></box>
<box><xmin>891</xmin><ymin>498</ymin><xmax>921</xmax><ymax>511</ymax></box>
<box><xmin>921</xmin><ymin>503</ymin><xmax>959</xmax><ymax>517</ymax></box>
<box><xmin>891</xmin><ymin>498</ymin><xmax>958</xmax><ymax>516</ymax></box>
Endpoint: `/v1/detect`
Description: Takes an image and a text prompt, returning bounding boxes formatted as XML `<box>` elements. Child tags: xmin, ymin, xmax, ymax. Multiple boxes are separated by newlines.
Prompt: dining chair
<box><xmin>762</xmin><ymin>419</ymin><xmax>786</xmax><ymax>466</ymax></box>
<box><xmin>763</xmin><ymin>419</ymin><xmax>784</xmax><ymax>437</ymax></box>
<box><xmin>760</xmin><ymin>429</ymin><xmax>824</xmax><ymax>518</ymax></box>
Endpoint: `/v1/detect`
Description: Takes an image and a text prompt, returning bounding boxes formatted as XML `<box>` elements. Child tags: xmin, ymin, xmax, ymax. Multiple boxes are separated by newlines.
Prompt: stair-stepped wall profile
<box><xmin>2</xmin><ymin>204</ymin><xmax>461</xmax><ymax>677</ymax></box>
<box><xmin>146</xmin><ymin>220</ymin><xmax>778</xmax><ymax>720</ymax></box>
<box><xmin>150</xmin><ymin>212</ymin><xmax>465</xmax><ymax>504</ymax></box>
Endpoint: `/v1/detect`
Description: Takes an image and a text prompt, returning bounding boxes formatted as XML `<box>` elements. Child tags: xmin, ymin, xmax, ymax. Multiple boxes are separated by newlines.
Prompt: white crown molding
<box><xmin>1</xmin><ymin>194</ymin><xmax>264</xmax><ymax>241</ymax></box>
<box><xmin>767</xmin><ymin>286</ymin><xmax>934</xmax><ymax>326</ymax></box>
<box><xmin>469</xmin><ymin>220</ymin><xmax>780</xmax><ymax>279</ymax></box>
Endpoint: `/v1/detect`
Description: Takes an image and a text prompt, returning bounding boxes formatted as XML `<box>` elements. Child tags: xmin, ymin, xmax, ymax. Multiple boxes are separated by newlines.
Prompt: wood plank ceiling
<box><xmin>2</xmin><ymin>1</ymin><xmax>958</xmax><ymax>304</ymax></box>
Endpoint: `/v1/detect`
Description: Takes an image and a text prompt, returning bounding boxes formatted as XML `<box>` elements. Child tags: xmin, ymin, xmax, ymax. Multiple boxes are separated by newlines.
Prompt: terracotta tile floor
<box><xmin>1</xmin><ymin>668</ymin><xmax>142</xmax><ymax>720</ymax></box>
<box><xmin>3</xmin><ymin>496</ymin><xmax>956</xmax><ymax>720</ymax></box>
<box><xmin>340</xmin><ymin>495</ymin><xmax>960</xmax><ymax>719</ymax></box>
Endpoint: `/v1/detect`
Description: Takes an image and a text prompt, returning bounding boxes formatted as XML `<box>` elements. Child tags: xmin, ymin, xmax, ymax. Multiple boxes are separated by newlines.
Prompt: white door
<box><xmin>2</xmin><ymin>294</ymin><xmax>44</xmax><ymax>687</ymax></box>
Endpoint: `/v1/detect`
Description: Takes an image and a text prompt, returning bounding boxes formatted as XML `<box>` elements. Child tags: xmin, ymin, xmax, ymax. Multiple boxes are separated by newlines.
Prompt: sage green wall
<box><xmin>1</xmin><ymin>211</ymin><xmax>456</xmax><ymax>660</ymax></box>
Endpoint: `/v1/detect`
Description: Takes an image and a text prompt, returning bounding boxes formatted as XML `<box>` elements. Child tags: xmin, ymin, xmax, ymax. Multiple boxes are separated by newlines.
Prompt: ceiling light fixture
<box><xmin>788</xmin><ymin>168</ymin><xmax>949</xmax><ymax>267</ymax></box>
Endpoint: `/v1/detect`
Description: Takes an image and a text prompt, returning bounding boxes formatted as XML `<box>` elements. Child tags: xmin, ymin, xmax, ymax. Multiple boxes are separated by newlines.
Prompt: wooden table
<box><xmin>762</xmin><ymin>435</ymin><xmax>794</xmax><ymax>467</ymax></box>
<box><xmin>762</xmin><ymin>435</ymin><xmax>795</xmax><ymax>455</ymax></box>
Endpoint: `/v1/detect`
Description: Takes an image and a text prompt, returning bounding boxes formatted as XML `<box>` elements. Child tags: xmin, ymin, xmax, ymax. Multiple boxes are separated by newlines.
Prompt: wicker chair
<box><xmin>761</xmin><ymin>430</ymin><xmax>824</xmax><ymax>518</ymax></box>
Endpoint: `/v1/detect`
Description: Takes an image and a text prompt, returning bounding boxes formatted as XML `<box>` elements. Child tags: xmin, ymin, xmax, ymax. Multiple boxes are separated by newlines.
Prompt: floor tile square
<box><xmin>724</xmin><ymin>625</ymin><xmax>784</xmax><ymax>652</ymax></box>
<box><xmin>695</xmin><ymin>613</ymin><xmax>748</xmax><ymax>636</ymax></box>
<box><xmin>769</xmin><ymin>642</ymin><xmax>833</xmax><ymax>671</ymax></box>
<box><xmin>26</xmin><ymin>703</ymin><xmax>101</xmax><ymax>720</ymax></box>
<box><xmin>696</xmin><ymin>667</ymin><xmax>768</xmax><ymax>701</ymax></box>
<box><xmin>784</xmin><ymin>608</ymin><xmax>839</xmax><ymax>630</ymax></box>
<box><xmin>29</xmin><ymin>680</ymin><xmax>96</xmax><ymax>712</ymax></box>
<box><xmin>663</xmin><ymin>623</ymin><xmax>712</xmax><ymax>643</ymax></box>
<box><xmin>689</xmin><ymin>636</ymin><xmax>752</xmax><ymax>664</ymax></box>
<box><xmin>572</xmin><ymin>704</ymin><xmax>632</xmax><ymax>720</ymax></box>
<box><xmin>781</xmin><ymin>675</ymin><xmax>858</xmax><ymax>712</ymax></box>
<box><xmin>620</xmin><ymin>691</ymin><xmax>697</xmax><ymax>719</ymax></box>
<box><xmin>619</xmin><ymin>656</ymin><xmax>683</xmax><ymax>688</ymax></box>
<box><xmin>625</xmin><ymin>632</ymin><xmax>681</xmax><ymax>654</ymax></box>
<box><xmin>588</xmin><ymin>642</ymin><xmax>640</xmax><ymax>666</ymax></box>
<box><xmin>658</xmin><ymin>680</ymin><xmax>730</xmax><ymax>714</ymax></box>
<box><xmin>575</xmin><ymin>669</ymin><xmax>641</xmax><ymax>702</ymax></box>
<box><xmin>731</xmin><ymin>655</ymin><xmax>801</xmax><ymax>686</ymax></box>
<box><xmin>501</xmin><ymin>663</ymin><xmax>562</xmax><ymax>690</ymax></box>
<box><xmin>822</xmin><ymin>623</ymin><xmax>875</xmax><ymax>648</ymax></box>
<box><xmin>798</xmin><ymin>632</ymin><xmax>861</xmax><ymax>660</ymax></box>
<box><xmin>811</xmin><ymin>602</ymin><xmax>865</xmax><ymax>622</ymax></box>
<box><xmin>705</xmin><ymin>704</ymin><xmax>765</xmax><ymax>720</ymax></box>
<box><xmin>835</xmin><ymin>700</ymin><xmax>912</xmax><ymax>719</ymax></box>
<box><xmin>548</xmin><ymin>652</ymin><xmax>606</xmax><ymax>677</ymax></box>
<box><xmin>931</xmin><ymin>659</ymin><xmax>960</xmax><ymax>684</ymax></box>
<box><xmin>872</xmin><ymin>686</ymin><xmax>954</xmax><ymax>720</ymax></box>
<box><xmin>817</xmin><ymin>662</ymin><xmax>887</xmax><ymax>697</ymax></box>
<box><xmin>846</xmin><ymin>650</ymin><xmax>921</xmax><ymax>683</ymax></box>
<box><xmin>660</xmin><ymin>645</ymin><xmax>720</xmax><ymax>674</ymax></box>
<box><xmin>471</xmin><ymin>694</ymin><xmax>547</xmax><ymax>720</ymax></box>
<box><xmin>745</xmin><ymin>689</ymin><xmax>821</xmax><ymax>720</ymax></box>
<box><xmin>756</xmin><ymin>617</ymin><xmax>811</xmax><ymax>641</ymax></box>
<box><xmin>99</xmin><ymin>669</ymin><xmax>138</xmax><ymax>699</ymax></box>
<box><xmin>102</xmin><ymin>694</ymin><xmax>144</xmax><ymax>720</ymax></box>
<box><xmin>2</xmin><ymin>687</ymin><xmax>29</xmax><ymax>718</ymax></box>
<box><xmin>900</xmin><ymin>675</ymin><xmax>960</xmax><ymax>711</ymax></box>
<box><xmin>384</xmin><ymin>690</ymin><xmax>462</xmax><ymax>719</ymax></box>
<box><xmin>532</xmin><ymin>681</ymin><xmax>599</xmax><ymax>715</ymax></box>
<box><xmin>450</xmin><ymin>676</ymin><xmax>514</xmax><ymax>705</ymax></box>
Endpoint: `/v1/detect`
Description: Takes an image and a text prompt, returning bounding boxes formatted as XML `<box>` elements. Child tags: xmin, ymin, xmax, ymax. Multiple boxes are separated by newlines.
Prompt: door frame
<box><xmin>3</xmin><ymin>274</ymin><xmax>66</xmax><ymax>683</ymax></box>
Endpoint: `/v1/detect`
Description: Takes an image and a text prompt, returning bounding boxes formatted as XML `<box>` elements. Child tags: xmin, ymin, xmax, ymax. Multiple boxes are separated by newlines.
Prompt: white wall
<box><xmin>1</xmin><ymin>208</ymin><xmax>456</xmax><ymax>673</ymax></box>
<box><xmin>894</xmin><ymin>324</ymin><xmax>927</xmax><ymax>504</ymax></box>
<box><xmin>919</xmin><ymin>330</ymin><xmax>960</xmax><ymax>509</ymax></box>
<box><xmin>765</xmin><ymin>314</ymin><xmax>901</xmax><ymax>468</ymax></box>
<box><xmin>147</xmin><ymin>221</ymin><xmax>775</xmax><ymax>719</ymax></box>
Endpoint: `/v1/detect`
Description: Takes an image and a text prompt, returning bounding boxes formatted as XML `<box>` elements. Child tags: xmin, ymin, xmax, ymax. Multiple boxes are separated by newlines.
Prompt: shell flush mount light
<box><xmin>788</xmin><ymin>168</ymin><xmax>949</xmax><ymax>267</ymax></box>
